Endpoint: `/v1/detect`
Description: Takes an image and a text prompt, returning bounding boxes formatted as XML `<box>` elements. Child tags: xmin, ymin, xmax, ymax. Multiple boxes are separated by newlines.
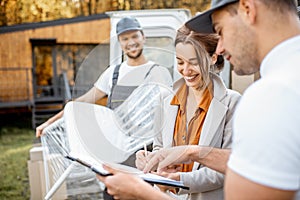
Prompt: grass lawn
<box><xmin>0</xmin><ymin>111</ymin><xmax>36</xmax><ymax>200</ymax></box>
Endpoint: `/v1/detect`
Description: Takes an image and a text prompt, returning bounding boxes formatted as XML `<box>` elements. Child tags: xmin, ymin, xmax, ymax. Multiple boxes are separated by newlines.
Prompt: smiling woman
<box><xmin>133</xmin><ymin>25</ymin><xmax>241</xmax><ymax>200</ymax></box>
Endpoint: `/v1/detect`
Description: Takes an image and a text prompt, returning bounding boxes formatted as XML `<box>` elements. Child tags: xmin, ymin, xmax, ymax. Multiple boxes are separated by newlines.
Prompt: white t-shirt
<box><xmin>228</xmin><ymin>35</ymin><xmax>300</xmax><ymax>199</ymax></box>
<box><xmin>94</xmin><ymin>61</ymin><xmax>173</xmax><ymax>96</ymax></box>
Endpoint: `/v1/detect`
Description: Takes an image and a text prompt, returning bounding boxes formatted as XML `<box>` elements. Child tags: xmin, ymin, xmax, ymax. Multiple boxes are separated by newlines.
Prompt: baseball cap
<box><xmin>116</xmin><ymin>17</ymin><xmax>142</xmax><ymax>36</ymax></box>
<box><xmin>186</xmin><ymin>0</ymin><xmax>238</xmax><ymax>33</ymax></box>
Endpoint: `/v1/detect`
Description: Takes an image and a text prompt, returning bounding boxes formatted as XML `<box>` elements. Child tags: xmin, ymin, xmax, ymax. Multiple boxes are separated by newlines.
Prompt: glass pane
<box><xmin>56</xmin><ymin>44</ymin><xmax>96</xmax><ymax>87</ymax></box>
<box><xmin>57</xmin><ymin>44</ymin><xmax>110</xmax><ymax>98</ymax></box>
<box><xmin>34</xmin><ymin>46</ymin><xmax>54</xmax><ymax>97</ymax></box>
<box><xmin>144</xmin><ymin>37</ymin><xmax>175</xmax><ymax>77</ymax></box>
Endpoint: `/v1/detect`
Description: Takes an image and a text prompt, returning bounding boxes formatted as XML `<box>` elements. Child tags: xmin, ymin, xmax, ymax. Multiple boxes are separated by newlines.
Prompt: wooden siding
<box><xmin>0</xmin><ymin>68</ymin><xmax>32</xmax><ymax>103</ymax></box>
<box><xmin>0</xmin><ymin>17</ymin><xmax>110</xmax><ymax>105</ymax></box>
<box><xmin>0</xmin><ymin>18</ymin><xmax>110</xmax><ymax>68</ymax></box>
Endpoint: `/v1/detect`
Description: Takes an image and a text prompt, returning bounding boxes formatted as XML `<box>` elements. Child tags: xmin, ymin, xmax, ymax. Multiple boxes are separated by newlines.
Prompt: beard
<box><xmin>232</xmin><ymin>28</ymin><xmax>260</xmax><ymax>76</ymax></box>
<box><xmin>126</xmin><ymin>48</ymin><xmax>143</xmax><ymax>59</ymax></box>
<box><xmin>234</xmin><ymin>47</ymin><xmax>260</xmax><ymax>76</ymax></box>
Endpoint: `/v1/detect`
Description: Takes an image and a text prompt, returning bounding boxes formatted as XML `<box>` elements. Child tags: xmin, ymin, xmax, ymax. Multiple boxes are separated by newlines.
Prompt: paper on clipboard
<box><xmin>65</xmin><ymin>154</ymin><xmax>189</xmax><ymax>190</ymax></box>
<box><xmin>65</xmin><ymin>101</ymin><xmax>132</xmax><ymax>163</ymax></box>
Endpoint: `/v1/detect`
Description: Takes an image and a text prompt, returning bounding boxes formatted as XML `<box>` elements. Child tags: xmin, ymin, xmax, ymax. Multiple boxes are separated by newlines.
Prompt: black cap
<box><xmin>116</xmin><ymin>17</ymin><xmax>142</xmax><ymax>36</ymax></box>
<box><xmin>186</xmin><ymin>0</ymin><xmax>238</xmax><ymax>33</ymax></box>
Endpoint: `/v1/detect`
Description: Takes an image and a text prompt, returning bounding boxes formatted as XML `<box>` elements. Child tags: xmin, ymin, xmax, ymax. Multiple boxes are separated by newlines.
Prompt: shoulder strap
<box><xmin>111</xmin><ymin>64</ymin><xmax>121</xmax><ymax>89</ymax></box>
<box><xmin>144</xmin><ymin>64</ymin><xmax>159</xmax><ymax>79</ymax></box>
<box><xmin>107</xmin><ymin>64</ymin><xmax>121</xmax><ymax>109</ymax></box>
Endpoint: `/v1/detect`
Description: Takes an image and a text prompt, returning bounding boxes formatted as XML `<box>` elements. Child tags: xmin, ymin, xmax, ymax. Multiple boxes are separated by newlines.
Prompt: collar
<box><xmin>260</xmin><ymin>35</ymin><xmax>300</xmax><ymax>78</ymax></box>
<box><xmin>170</xmin><ymin>82</ymin><xmax>213</xmax><ymax>113</ymax></box>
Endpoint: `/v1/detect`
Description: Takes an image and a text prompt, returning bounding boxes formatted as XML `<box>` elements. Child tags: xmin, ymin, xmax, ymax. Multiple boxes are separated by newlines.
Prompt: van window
<box><xmin>144</xmin><ymin>37</ymin><xmax>175</xmax><ymax>76</ymax></box>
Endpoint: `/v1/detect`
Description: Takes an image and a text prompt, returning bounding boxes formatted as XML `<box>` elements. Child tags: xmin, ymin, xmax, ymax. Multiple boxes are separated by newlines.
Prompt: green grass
<box><xmin>0</xmin><ymin>112</ymin><xmax>35</xmax><ymax>200</ymax></box>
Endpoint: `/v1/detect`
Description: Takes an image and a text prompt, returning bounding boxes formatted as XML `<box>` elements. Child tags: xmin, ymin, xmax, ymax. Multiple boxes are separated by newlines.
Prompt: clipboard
<box><xmin>65</xmin><ymin>155</ymin><xmax>189</xmax><ymax>190</ymax></box>
<box><xmin>65</xmin><ymin>155</ymin><xmax>112</xmax><ymax>177</ymax></box>
<box><xmin>140</xmin><ymin>173</ymin><xmax>189</xmax><ymax>190</ymax></box>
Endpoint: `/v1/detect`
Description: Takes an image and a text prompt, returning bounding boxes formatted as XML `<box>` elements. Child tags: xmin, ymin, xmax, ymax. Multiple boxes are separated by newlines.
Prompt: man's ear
<box><xmin>211</xmin><ymin>53</ymin><xmax>218</xmax><ymax>65</ymax></box>
<box><xmin>141</xmin><ymin>32</ymin><xmax>146</xmax><ymax>44</ymax></box>
<box><xmin>239</xmin><ymin>0</ymin><xmax>257</xmax><ymax>24</ymax></box>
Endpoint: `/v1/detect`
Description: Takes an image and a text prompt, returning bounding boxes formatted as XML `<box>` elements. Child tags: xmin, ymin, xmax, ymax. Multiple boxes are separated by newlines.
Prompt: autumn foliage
<box><xmin>0</xmin><ymin>0</ymin><xmax>211</xmax><ymax>26</ymax></box>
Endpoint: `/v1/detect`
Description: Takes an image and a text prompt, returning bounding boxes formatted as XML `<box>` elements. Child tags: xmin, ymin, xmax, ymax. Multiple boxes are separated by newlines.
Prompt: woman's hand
<box><xmin>135</xmin><ymin>150</ymin><xmax>149</xmax><ymax>170</ymax></box>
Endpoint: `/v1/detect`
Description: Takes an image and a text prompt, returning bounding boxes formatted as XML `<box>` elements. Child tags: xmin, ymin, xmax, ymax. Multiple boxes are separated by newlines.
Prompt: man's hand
<box><xmin>143</xmin><ymin>146</ymin><xmax>196</xmax><ymax>173</ymax></box>
<box><xmin>35</xmin><ymin>121</ymin><xmax>50</xmax><ymax>137</ymax></box>
<box><xmin>152</xmin><ymin>166</ymin><xmax>181</xmax><ymax>192</ymax></box>
<box><xmin>143</xmin><ymin>146</ymin><xmax>228</xmax><ymax>174</ymax></box>
<box><xmin>35</xmin><ymin>110</ymin><xmax>64</xmax><ymax>138</ymax></box>
<box><xmin>97</xmin><ymin>165</ymin><xmax>153</xmax><ymax>200</ymax></box>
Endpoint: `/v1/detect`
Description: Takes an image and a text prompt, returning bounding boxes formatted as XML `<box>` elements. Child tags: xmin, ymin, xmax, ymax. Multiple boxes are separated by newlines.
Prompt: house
<box><xmin>0</xmin><ymin>13</ymin><xmax>111</xmax><ymax>127</ymax></box>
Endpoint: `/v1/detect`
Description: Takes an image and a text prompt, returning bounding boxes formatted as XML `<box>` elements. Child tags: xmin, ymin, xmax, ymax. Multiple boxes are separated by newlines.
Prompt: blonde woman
<box><xmin>136</xmin><ymin>25</ymin><xmax>241</xmax><ymax>199</ymax></box>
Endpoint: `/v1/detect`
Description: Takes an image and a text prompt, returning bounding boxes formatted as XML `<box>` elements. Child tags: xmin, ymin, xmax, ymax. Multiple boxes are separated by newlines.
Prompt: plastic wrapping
<box><xmin>42</xmin><ymin>118</ymin><xmax>103</xmax><ymax>199</ymax></box>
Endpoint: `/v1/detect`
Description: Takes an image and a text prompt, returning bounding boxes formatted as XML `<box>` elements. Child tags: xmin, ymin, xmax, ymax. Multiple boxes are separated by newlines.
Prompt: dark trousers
<box><xmin>103</xmin><ymin>188</ymin><xmax>115</xmax><ymax>200</ymax></box>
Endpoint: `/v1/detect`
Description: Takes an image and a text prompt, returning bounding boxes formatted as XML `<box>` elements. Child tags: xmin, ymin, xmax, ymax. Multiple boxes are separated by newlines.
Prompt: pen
<box><xmin>144</xmin><ymin>142</ymin><xmax>148</xmax><ymax>157</ymax></box>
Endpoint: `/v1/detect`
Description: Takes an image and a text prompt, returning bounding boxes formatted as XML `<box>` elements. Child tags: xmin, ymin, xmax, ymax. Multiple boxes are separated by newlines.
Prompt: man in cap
<box><xmin>98</xmin><ymin>0</ymin><xmax>300</xmax><ymax>199</ymax></box>
<box><xmin>36</xmin><ymin>16</ymin><xmax>172</xmax><ymax>137</ymax></box>
<box><xmin>185</xmin><ymin>0</ymin><xmax>300</xmax><ymax>199</ymax></box>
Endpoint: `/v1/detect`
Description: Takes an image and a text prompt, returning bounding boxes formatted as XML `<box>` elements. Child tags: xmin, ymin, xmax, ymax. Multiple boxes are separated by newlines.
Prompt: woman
<box><xmin>136</xmin><ymin>25</ymin><xmax>241</xmax><ymax>200</ymax></box>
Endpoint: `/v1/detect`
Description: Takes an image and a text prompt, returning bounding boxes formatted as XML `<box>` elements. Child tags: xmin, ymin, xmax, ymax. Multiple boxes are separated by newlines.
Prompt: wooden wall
<box><xmin>0</xmin><ymin>17</ymin><xmax>110</xmax><ymax>104</ymax></box>
<box><xmin>0</xmin><ymin>18</ymin><xmax>110</xmax><ymax>68</ymax></box>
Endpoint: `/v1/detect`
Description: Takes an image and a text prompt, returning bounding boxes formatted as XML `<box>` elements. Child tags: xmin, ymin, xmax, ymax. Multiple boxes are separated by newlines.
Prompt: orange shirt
<box><xmin>171</xmin><ymin>84</ymin><xmax>212</xmax><ymax>172</ymax></box>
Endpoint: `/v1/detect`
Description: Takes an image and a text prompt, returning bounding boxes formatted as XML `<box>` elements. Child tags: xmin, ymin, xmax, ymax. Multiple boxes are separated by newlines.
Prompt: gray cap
<box><xmin>116</xmin><ymin>17</ymin><xmax>142</xmax><ymax>36</ymax></box>
<box><xmin>186</xmin><ymin>0</ymin><xmax>238</xmax><ymax>33</ymax></box>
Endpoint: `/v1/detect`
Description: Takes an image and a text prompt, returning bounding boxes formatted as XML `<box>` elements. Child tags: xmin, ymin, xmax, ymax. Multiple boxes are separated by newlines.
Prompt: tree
<box><xmin>0</xmin><ymin>0</ymin><xmax>211</xmax><ymax>26</ymax></box>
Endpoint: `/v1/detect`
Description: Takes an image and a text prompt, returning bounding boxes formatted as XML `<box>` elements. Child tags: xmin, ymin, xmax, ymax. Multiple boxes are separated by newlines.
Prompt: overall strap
<box><xmin>107</xmin><ymin>64</ymin><xmax>121</xmax><ymax>109</ymax></box>
<box><xmin>143</xmin><ymin>64</ymin><xmax>158</xmax><ymax>79</ymax></box>
<box><xmin>112</xmin><ymin>64</ymin><xmax>122</xmax><ymax>89</ymax></box>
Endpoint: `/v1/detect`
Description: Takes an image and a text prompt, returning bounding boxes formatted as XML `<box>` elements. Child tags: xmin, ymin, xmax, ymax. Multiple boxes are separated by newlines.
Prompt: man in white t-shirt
<box><xmin>94</xmin><ymin>58</ymin><xmax>172</xmax><ymax>109</ymax></box>
<box><xmin>36</xmin><ymin>16</ymin><xmax>172</xmax><ymax>137</ymax></box>
<box><xmin>96</xmin><ymin>1</ymin><xmax>300</xmax><ymax>200</ymax></box>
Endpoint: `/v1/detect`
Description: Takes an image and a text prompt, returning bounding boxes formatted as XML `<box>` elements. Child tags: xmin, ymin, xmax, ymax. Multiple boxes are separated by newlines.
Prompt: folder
<box><xmin>65</xmin><ymin>154</ymin><xmax>189</xmax><ymax>190</ymax></box>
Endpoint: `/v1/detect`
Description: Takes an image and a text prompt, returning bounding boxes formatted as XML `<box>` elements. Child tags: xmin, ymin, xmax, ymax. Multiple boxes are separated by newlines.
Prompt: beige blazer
<box><xmin>153</xmin><ymin>73</ymin><xmax>241</xmax><ymax>200</ymax></box>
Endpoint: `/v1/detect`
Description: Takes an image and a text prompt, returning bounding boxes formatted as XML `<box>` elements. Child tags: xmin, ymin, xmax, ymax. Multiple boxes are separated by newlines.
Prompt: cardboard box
<box><xmin>28</xmin><ymin>147</ymin><xmax>67</xmax><ymax>200</ymax></box>
<box><xmin>28</xmin><ymin>160</ymin><xmax>46</xmax><ymax>200</ymax></box>
<box><xmin>29</xmin><ymin>146</ymin><xmax>44</xmax><ymax>162</ymax></box>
